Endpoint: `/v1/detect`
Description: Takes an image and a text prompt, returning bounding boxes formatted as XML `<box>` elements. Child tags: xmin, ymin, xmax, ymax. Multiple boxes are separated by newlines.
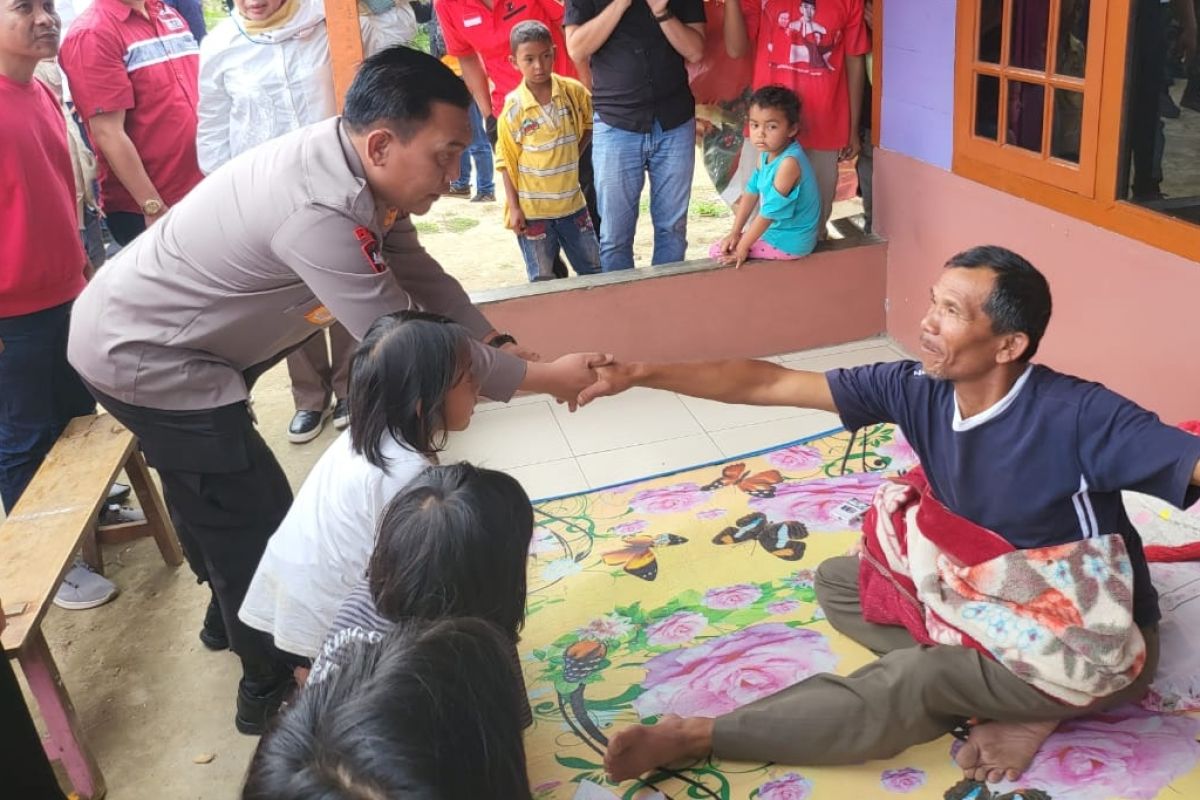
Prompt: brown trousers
<box><xmin>712</xmin><ymin>556</ymin><xmax>1159</xmax><ymax>765</ymax></box>
<box><xmin>286</xmin><ymin>323</ymin><xmax>356</xmax><ymax>412</ymax></box>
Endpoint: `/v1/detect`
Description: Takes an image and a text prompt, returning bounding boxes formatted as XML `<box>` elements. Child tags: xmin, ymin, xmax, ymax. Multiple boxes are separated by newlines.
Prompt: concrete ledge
<box><xmin>475</xmin><ymin>236</ymin><xmax>887</xmax><ymax>362</ymax></box>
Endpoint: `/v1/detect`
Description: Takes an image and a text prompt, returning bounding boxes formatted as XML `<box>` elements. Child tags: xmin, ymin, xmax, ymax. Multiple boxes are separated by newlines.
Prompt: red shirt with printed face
<box><xmin>436</xmin><ymin>0</ymin><xmax>576</xmax><ymax>117</ymax></box>
<box><xmin>743</xmin><ymin>0</ymin><xmax>870</xmax><ymax>151</ymax></box>
<box><xmin>59</xmin><ymin>0</ymin><xmax>203</xmax><ymax>213</ymax></box>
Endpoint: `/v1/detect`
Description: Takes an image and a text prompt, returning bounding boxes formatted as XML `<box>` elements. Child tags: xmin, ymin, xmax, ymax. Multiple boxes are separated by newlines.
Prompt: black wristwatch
<box><xmin>654</xmin><ymin>9</ymin><xmax>674</xmax><ymax>22</ymax></box>
<box><xmin>488</xmin><ymin>333</ymin><xmax>517</xmax><ymax>348</ymax></box>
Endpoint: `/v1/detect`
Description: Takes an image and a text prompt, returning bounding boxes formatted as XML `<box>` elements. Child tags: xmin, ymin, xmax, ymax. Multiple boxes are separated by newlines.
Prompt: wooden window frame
<box><xmin>953</xmin><ymin>0</ymin><xmax>1200</xmax><ymax>263</ymax></box>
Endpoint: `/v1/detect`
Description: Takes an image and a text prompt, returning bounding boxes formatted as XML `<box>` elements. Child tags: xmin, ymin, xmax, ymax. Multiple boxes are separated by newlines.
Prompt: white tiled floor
<box><xmin>443</xmin><ymin>336</ymin><xmax>910</xmax><ymax>500</ymax></box>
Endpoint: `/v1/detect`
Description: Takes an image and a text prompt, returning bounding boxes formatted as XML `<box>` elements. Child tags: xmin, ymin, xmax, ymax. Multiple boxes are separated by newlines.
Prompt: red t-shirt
<box><xmin>436</xmin><ymin>0</ymin><xmax>576</xmax><ymax>117</ymax></box>
<box><xmin>58</xmin><ymin>0</ymin><xmax>203</xmax><ymax>214</ymax></box>
<box><xmin>744</xmin><ymin>0</ymin><xmax>869</xmax><ymax>151</ymax></box>
<box><xmin>0</xmin><ymin>75</ymin><xmax>87</xmax><ymax>318</ymax></box>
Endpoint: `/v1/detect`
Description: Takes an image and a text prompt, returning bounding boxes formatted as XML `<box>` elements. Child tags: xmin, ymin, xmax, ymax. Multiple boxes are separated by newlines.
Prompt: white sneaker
<box><xmin>54</xmin><ymin>562</ymin><xmax>118</xmax><ymax>610</ymax></box>
<box><xmin>107</xmin><ymin>482</ymin><xmax>131</xmax><ymax>502</ymax></box>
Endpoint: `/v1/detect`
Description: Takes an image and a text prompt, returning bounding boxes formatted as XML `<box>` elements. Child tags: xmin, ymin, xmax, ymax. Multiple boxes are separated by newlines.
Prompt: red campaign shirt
<box><xmin>0</xmin><ymin>75</ymin><xmax>87</xmax><ymax>318</ymax></box>
<box><xmin>58</xmin><ymin>0</ymin><xmax>203</xmax><ymax>214</ymax></box>
<box><xmin>436</xmin><ymin>0</ymin><xmax>576</xmax><ymax>117</ymax></box>
<box><xmin>744</xmin><ymin>0</ymin><xmax>869</xmax><ymax>151</ymax></box>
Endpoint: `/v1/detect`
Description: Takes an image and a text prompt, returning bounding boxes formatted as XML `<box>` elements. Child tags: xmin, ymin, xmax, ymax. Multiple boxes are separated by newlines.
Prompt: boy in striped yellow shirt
<box><xmin>496</xmin><ymin>21</ymin><xmax>600</xmax><ymax>282</ymax></box>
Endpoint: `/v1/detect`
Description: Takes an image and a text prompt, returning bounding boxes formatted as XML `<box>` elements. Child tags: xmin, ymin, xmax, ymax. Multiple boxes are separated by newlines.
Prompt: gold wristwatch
<box><xmin>141</xmin><ymin>198</ymin><xmax>165</xmax><ymax>216</ymax></box>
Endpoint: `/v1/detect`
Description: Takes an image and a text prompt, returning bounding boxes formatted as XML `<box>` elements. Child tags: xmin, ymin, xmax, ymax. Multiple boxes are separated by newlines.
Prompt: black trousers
<box><xmin>0</xmin><ymin>657</ymin><xmax>66</xmax><ymax>799</ymax></box>
<box><xmin>105</xmin><ymin>211</ymin><xmax>146</xmax><ymax>247</ymax></box>
<box><xmin>83</xmin><ymin>385</ymin><xmax>293</xmax><ymax>686</ymax></box>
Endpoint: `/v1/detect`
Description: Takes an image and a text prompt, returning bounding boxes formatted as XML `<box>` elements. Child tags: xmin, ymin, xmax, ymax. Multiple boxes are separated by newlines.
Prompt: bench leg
<box><xmin>20</xmin><ymin>629</ymin><xmax>107</xmax><ymax>799</ymax></box>
<box><xmin>80</xmin><ymin>523</ymin><xmax>104</xmax><ymax>575</ymax></box>
<box><xmin>124</xmin><ymin>450</ymin><xmax>183</xmax><ymax>568</ymax></box>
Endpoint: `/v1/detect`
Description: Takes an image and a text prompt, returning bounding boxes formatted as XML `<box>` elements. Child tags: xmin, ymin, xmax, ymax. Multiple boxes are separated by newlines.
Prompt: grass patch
<box><xmin>414</xmin><ymin>221</ymin><xmax>441</xmax><ymax>234</ymax></box>
<box><xmin>201</xmin><ymin>0</ymin><xmax>227</xmax><ymax>31</ymax></box>
<box><xmin>444</xmin><ymin>216</ymin><xmax>480</xmax><ymax>233</ymax></box>
<box><xmin>690</xmin><ymin>198</ymin><xmax>730</xmax><ymax>218</ymax></box>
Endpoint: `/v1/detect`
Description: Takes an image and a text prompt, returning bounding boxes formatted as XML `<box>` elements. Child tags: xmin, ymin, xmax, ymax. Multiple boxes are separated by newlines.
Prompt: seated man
<box><xmin>579</xmin><ymin>245</ymin><xmax>1200</xmax><ymax>784</ymax></box>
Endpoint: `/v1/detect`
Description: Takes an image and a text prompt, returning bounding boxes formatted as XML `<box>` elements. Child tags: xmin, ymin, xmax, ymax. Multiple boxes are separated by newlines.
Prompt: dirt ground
<box><xmin>415</xmin><ymin>160</ymin><xmax>737</xmax><ymax>291</ymax></box>
<box><xmin>401</xmin><ymin>159</ymin><xmax>864</xmax><ymax>292</ymax></box>
<box><xmin>27</xmin><ymin>158</ymin><xmax>863</xmax><ymax>800</ymax></box>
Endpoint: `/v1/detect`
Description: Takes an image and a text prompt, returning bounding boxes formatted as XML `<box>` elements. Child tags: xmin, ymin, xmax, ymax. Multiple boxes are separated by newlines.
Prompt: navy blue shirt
<box><xmin>828</xmin><ymin>361</ymin><xmax>1200</xmax><ymax>627</ymax></box>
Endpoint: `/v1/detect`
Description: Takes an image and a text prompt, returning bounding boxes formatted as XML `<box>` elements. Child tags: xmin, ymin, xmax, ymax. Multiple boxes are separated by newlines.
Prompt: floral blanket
<box><xmin>859</xmin><ymin>469</ymin><xmax>1147</xmax><ymax>706</ymax></box>
<box><xmin>522</xmin><ymin>425</ymin><xmax>1200</xmax><ymax>800</ymax></box>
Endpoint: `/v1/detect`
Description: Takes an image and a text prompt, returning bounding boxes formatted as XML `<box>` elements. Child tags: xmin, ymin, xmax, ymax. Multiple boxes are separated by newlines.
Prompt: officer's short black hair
<box><xmin>344</xmin><ymin>46</ymin><xmax>471</xmax><ymax>141</ymax></box>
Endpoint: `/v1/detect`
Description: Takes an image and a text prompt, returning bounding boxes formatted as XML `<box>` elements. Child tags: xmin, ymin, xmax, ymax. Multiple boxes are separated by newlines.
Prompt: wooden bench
<box><xmin>0</xmin><ymin>414</ymin><xmax>183</xmax><ymax>799</ymax></box>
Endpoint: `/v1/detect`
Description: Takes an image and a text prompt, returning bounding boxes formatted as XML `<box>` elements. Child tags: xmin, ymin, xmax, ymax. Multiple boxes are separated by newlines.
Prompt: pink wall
<box><xmin>876</xmin><ymin>149</ymin><xmax>1200</xmax><ymax>424</ymax></box>
<box><xmin>479</xmin><ymin>242</ymin><xmax>888</xmax><ymax>364</ymax></box>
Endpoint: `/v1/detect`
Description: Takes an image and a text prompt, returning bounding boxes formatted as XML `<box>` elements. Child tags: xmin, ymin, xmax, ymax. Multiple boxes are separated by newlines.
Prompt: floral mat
<box><xmin>520</xmin><ymin>424</ymin><xmax>1200</xmax><ymax>800</ymax></box>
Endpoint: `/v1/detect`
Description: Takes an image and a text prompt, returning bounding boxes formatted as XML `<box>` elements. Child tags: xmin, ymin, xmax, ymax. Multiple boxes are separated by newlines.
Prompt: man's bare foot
<box><xmin>954</xmin><ymin>719</ymin><xmax>1058</xmax><ymax>783</ymax></box>
<box><xmin>604</xmin><ymin>715</ymin><xmax>714</xmax><ymax>782</ymax></box>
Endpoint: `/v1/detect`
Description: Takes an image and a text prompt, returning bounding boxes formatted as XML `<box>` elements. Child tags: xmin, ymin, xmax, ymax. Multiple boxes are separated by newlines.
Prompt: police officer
<box><xmin>68</xmin><ymin>46</ymin><xmax>607</xmax><ymax>733</ymax></box>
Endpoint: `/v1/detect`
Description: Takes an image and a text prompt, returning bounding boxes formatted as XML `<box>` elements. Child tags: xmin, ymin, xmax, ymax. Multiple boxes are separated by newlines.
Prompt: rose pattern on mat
<box><xmin>767</xmin><ymin>599</ymin><xmax>802</xmax><ymax>615</ymax></box>
<box><xmin>611</xmin><ymin>519</ymin><xmax>648</xmax><ymax>535</ymax></box>
<box><xmin>628</xmin><ymin>482</ymin><xmax>710</xmax><ymax>515</ymax></box>
<box><xmin>633</xmin><ymin>624</ymin><xmax>838</xmax><ymax>719</ymax></box>
<box><xmin>766</xmin><ymin>444</ymin><xmax>824</xmax><ymax>472</ymax></box>
<box><xmin>577</xmin><ymin>614</ymin><xmax>634</xmax><ymax>642</ymax></box>
<box><xmin>750</xmin><ymin>472</ymin><xmax>887</xmax><ymax>531</ymax></box>
<box><xmin>880</xmin><ymin>767</ymin><xmax>927</xmax><ymax>793</ymax></box>
<box><xmin>754</xmin><ymin>771</ymin><xmax>813</xmax><ymax>800</ymax></box>
<box><xmin>703</xmin><ymin>583</ymin><xmax>763</xmax><ymax>610</ymax></box>
<box><xmin>644</xmin><ymin>611</ymin><xmax>709</xmax><ymax>646</ymax></box>
<box><xmin>983</xmin><ymin>709</ymin><xmax>1200</xmax><ymax>800</ymax></box>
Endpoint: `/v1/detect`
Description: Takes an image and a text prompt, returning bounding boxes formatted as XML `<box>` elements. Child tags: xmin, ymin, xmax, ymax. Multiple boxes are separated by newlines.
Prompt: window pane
<box><xmin>1055</xmin><ymin>0</ymin><xmax>1088</xmax><ymax>77</ymax></box>
<box><xmin>976</xmin><ymin>73</ymin><xmax>1001</xmax><ymax>139</ymax></box>
<box><xmin>979</xmin><ymin>0</ymin><xmax>1003</xmax><ymax>63</ymax></box>
<box><xmin>1006</xmin><ymin>80</ymin><xmax>1046</xmax><ymax>154</ymax></box>
<box><xmin>1119</xmin><ymin>0</ymin><xmax>1200</xmax><ymax>224</ymax></box>
<box><xmin>1009</xmin><ymin>0</ymin><xmax>1050</xmax><ymax>72</ymax></box>
<box><xmin>1051</xmin><ymin>89</ymin><xmax>1083</xmax><ymax>163</ymax></box>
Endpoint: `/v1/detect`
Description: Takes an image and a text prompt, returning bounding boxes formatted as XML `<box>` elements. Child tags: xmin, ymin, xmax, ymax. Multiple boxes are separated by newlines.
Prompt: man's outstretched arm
<box><xmin>578</xmin><ymin>359</ymin><xmax>838</xmax><ymax>411</ymax></box>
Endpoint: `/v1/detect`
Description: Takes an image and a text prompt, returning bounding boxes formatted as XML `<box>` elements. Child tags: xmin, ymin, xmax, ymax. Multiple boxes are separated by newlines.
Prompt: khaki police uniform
<box><xmin>68</xmin><ymin>117</ymin><xmax>525</xmax><ymax>685</ymax></box>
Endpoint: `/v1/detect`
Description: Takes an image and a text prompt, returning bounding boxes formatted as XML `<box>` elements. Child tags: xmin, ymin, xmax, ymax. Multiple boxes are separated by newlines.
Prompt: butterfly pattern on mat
<box><xmin>601</xmin><ymin>533</ymin><xmax>688</xmax><ymax>581</ymax></box>
<box><xmin>944</xmin><ymin>780</ymin><xmax>1050</xmax><ymax>800</ymax></box>
<box><xmin>701</xmin><ymin>462</ymin><xmax>785</xmax><ymax>498</ymax></box>
<box><xmin>713</xmin><ymin>512</ymin><xmax>809</xmax><ymax>561</ymax></box>
<box><xmin>561</xmin><ymin>640</ymin><xmax>608</xmax><ymax>683</ymax></box>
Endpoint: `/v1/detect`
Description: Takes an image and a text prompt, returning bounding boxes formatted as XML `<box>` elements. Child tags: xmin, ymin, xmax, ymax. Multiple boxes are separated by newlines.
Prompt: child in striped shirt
<box><xmin>496</xmin><ymin>20</ymin><xmax>600</xmax><ymax>282</ymax></box>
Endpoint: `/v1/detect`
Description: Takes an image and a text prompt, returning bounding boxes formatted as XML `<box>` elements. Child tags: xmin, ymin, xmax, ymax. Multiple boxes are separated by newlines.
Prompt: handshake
<box><xmin>522</xmin><ymin>352</ymin><xmax>636</xmax><ymax>411</ymax></box>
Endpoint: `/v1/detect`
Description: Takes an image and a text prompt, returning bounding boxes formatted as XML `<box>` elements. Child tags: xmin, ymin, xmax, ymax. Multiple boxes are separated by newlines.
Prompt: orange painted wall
<box><xmin>478</xmin><ymin>242</ymin><xmax>888</xmax><ymax>364</ymax></box>
<box><xmin>875</xmin><ymin>148</ymin><xmax>1200</xmax><ymax>424</ymax></box>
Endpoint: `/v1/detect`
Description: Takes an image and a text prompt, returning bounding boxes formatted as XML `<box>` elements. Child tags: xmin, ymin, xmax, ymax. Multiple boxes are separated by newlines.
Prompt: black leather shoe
<box><xmin>287</xmin><ymin>409</ymin><xmax>326</xmax><ymax>444</ymax></box>
<box><xmin>332</xmin><ymin>398</ymin><xmax>350</xmax><ymax>431</ymax></box>
<box><xmin>199</xmin><ymin>597</ymin><xmax>228</xmax><ymax>651</ymax></box>
<box><xmin>235</xmin><ymin>675</ymin><xmax>295</xmax><ymax>736</ymax></box>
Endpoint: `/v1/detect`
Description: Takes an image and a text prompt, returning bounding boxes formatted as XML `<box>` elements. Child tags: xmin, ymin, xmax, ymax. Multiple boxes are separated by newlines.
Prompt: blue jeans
<box><xmin>451</xmin><ymin>104</ymin><xmax>495</xmax><ymax>195</ymax></box>
<box><xmin>591</xmin><ymin>116</ymin><xmax>695</xmax><ymax>270</ymax></box>
<box><xmin>517</xmin><ymin>207</ymin><xmax>601</xmax><ymax>281</ymax></box>
<box><xmin>0</xmin><ymin>302</ymin><xmax>96</xmax><ymax>512</ymax></box>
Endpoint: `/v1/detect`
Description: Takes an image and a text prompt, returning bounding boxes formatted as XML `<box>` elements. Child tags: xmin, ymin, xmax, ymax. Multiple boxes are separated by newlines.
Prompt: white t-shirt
<box><xmin>239</xmin><ymin>430</ymin><xmax>430</xmax><ymax>658</ymax></box>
